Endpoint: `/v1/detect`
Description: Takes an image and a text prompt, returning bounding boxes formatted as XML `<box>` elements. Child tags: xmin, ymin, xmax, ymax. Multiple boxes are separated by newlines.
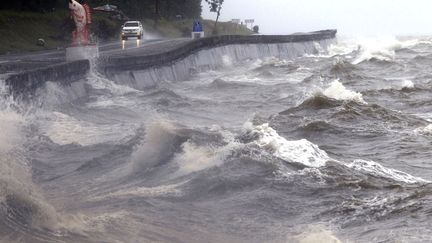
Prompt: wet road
<box><xmin>0</xmin><ymin>38</ymin><xmax>188</xmax><ymax>75</ymax></box>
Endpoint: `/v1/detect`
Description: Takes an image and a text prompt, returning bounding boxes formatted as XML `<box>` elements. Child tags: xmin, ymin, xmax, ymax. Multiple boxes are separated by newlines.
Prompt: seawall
<box><xmin>3</xmin><ymin>29</ymin><xmax>337</xmax><ymax>97</ymax></box>
<box><xmin>99</xmin><ymin>30</ymin><xmax>337</xmax><ymax>72</ymax></box>
<box><xmin>4</xmin><ymin>59</ymin><xmax>89</xmax><ymax>97</ymax></box>
<box><xmin>101</xmin><ymin>30</ymin><xmax>336</xmax><ymax>90</ymax></box>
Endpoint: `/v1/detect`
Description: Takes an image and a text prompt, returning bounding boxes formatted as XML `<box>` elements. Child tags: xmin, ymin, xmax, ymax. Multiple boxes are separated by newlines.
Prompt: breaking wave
<box><xmin>242</xmin><ymin>122</ymin><xmax>329</xmax><ymax>168</ymax></box>
<box><xmin>322</xmin><ymin>80</ymin><xmax>366</xmax><ymax>104</ymax></box>
<box><xmin>326</xmin><ymin>36</ymin><xmax>422</xmax><ymax>64</ymax></box>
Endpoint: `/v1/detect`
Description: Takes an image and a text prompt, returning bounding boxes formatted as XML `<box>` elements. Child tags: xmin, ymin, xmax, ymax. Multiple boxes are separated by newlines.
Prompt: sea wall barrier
<box><xmin>99</xmin><ymin>30</ymin><xmax>337</xmax><ymax>72</ymax></box>
<box><xmin>3</xmin><ymin>29</ymin><xmax>337</xmax><ymax>96</ymax></box>
<box><xmin>101</xmin><ymin>30</ymin><xmax>337</xmax><ymax>90</ymax></box>
<box><xmin>4</xmin><ymin>59</ymin><xmax>89</xmax><ymax>96</ymax></box>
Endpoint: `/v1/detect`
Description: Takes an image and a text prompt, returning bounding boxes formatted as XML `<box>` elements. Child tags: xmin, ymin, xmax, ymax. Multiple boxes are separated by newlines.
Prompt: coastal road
<box><xmin>0</xmin><ymin>37</ymin><xmax>190</xmax><ymax>76</ymax></box>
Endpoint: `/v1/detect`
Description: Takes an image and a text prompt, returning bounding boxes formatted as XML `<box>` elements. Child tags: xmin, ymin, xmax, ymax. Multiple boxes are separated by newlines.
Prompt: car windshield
<box><xmin>124</xmin><ymin>22</ymin><xmax>139</xmax><ymax>27</ymax></box>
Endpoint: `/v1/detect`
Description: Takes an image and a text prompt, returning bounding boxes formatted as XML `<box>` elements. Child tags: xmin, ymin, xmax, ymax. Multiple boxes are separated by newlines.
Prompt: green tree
<box><xmin>204</xmin><ymin>0</ymin><xmax>223</xmax><ymax>35</ymax></box>
<box><xmin>0</xmin><ymin>0</ymin><xmax>202</xmax><ymax>21</ymax></box>
<box><xmin>0</xmin><ymin>0</ymin><xmax>58</xmax><ymax>12</ymax></box>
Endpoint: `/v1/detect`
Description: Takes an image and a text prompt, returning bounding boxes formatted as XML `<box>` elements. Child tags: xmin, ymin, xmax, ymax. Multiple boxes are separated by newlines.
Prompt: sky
<box><xmin>202</xmin><ymin>0</ymin><xmax>432</xmax><ymax>36</ymax></box>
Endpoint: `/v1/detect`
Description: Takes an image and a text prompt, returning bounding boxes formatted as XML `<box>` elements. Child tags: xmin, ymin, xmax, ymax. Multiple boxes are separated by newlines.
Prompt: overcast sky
<box><xmin>202</xmin><ymin>0</ymin><xmax>432</xmax><ymax>36</ymax></box>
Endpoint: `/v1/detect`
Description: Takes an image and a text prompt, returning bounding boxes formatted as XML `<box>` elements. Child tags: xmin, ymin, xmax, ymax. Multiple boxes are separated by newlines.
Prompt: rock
<box><xmin>36</xmin><ymin>39</ymin><xmax>45</xmax><ymax>47</ymax></box>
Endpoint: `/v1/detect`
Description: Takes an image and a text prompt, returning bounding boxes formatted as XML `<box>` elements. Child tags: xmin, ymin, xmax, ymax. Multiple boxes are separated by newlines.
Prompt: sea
<box><xmin>1</xmin><ymin>36</ymin><xmax>432</xmax><ymax>243</ymax></box>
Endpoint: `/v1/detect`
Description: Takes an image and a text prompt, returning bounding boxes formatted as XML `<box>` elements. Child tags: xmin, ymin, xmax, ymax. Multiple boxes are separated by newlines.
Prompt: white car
<box><xmin>121</xmin><ymin>21</ymin><xmax>144</xmax><ymax>40</ymax></box>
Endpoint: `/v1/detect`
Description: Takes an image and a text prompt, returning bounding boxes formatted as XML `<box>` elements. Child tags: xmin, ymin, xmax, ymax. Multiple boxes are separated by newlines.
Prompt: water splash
<box><xmin>323</xmin><ymin>80</ymin><xmax>367</xmax><ymax>104</ymax></box>
<box><xmin>243</xmin><ymin>122</ymin><xmax>330</xmax><ymax>167</ymax></box>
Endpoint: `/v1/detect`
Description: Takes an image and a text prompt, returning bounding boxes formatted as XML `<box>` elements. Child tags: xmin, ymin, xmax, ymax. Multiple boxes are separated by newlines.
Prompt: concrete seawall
<box><xmin>4</xmin><ymin>59</ymin><xmax>89</xmax><ymax>96</ymax></box>
<box><xmin>99</xmin><ymin>30</ymin><xmax>337</xmax><ymax>72</ymax></box>
<box><xmin>102</xmin><ymin>30</ymin><xmax>337</xmax><ymax>90</ymax></box>
<box><xmin>3</xmin><ymin>29</ymin><xmax>337</xmax><ymax>97</ymax></box>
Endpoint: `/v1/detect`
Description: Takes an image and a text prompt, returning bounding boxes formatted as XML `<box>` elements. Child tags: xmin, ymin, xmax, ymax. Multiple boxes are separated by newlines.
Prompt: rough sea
<box><xmin>1</xmin><ymin>36</ymin><xmax>432</xmax><ymax>242</ymax></box>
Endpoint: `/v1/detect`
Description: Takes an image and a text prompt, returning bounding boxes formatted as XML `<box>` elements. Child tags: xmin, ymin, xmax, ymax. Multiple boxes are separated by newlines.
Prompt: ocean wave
<box><xmin>330</xmin><ymin>59</ymin><xmax>358</xmax><ymax>75</ymax></box>
<box><xmin>414</xmin><ymin>124</ymin><xmax>432</xmax><ymax>136</ymax></box>
<box><xmin>174</xmin><ymin>141</ymin><xmax>226</xmax><ymax>175</ymax></box>
<box><xmin>283</xmin><ymin>80</ymin><xmax>367</xmax><ymax>112</ymax></box>
<box><xmin>362</xmin><ymin>83</ymin><xmax>431</xmax><ymax>103</ymax></box>
<box><xmin>127</xmin><ymin>121</ymin><xmax>236</xmax><ymax>177</ymax></box>
<box><xmin>323</xmin><ymin>36</ymin><xmax>421</xmax><ymax>64</ymax></box>
<box><xmin>208</xmin><ymin>78</ymin><xmax>254</xmax><ymax>89</ymax></box>
<box><xmin>412</xmin><ymin>53</ymin><xmax>432</xmax><ymax>62</ymax></box>
<box><xmin>298</xmin><ymin>120</ymin><xmax>340</xmax><ymax>134</ymax></box>
<box><xmin>0</xmin><ymin>81</ymin><xmax>100</xmax><ymax>240</ymax></box>
<box><xmin>242</xmin><ymin>122</ymin><xmax>429</xmax><ymax>185</ymax></box>
<box><xmin>355</xmin><ymin>36</ymin><xmax>419</xmax><ymax>64</ymax></box>
<box><xmin>252</xmin><ymin>59</ymin><xmax>300</xmax><ymax>73</ymax></box>
<box><xmin>346</xmin><ymin>159</ymin><xmax>429</xmax><ymax>184</ymax></box>
<box><xmin>128</xmin><ymin>121</ymin><xmax>189</xmax><ymax>173</ymax></box>
<box><xmin>281</xmin><ymin>95</ymin><xmax>343</xmax><ymax>114</ymax></box>
<box><xmin>275</xmin><ymin>151</ymin><xmax>429</xmax><ymax>186</ymax></box>
<box><xmin>0</xmin><ymin>153</ymin><xmax>93</xmax><ymax>241</ymax></box>
<box><xmin>242</xmin><ymin>122</ymin><xmax>330</xmax><ymax>168</ymax></box>
<box><xmin>90</xmin><ymin>182</ymin><xmax>186</xmax><ymax>201</ymax></box>
<box><xmin>331</xmin><ymin>190</ymin><xmax>428</xmax><ymax>229</ymax></box>
<box><xmin>38</xmin><ymin>111</ymin><xmax>138</xmax><ymax>146</ymax></box>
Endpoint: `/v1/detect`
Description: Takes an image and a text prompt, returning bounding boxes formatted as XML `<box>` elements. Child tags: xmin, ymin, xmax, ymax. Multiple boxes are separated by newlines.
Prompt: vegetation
<box><xmin>0</xmin><ymin>0</ymin><xmax>202</xmax><ymax>20</ymax></box>
<box><xmin>144</xmin><ymin>18</ymin><xmax>252</xmax><ymax>38</ymax></box>
<box><xmin>204</xmin><ymin>0</ymin><xmax>224</xmax><ymax>35</ymax></box>
<box><xmin>0</xmin><ymin>0</ymin><xmax>252</xmax><ymax>54</ymax></box>
<box><xmin>0</xmin><ymin>10</ymin><xmax>69</xmax><ymax>53</ymax></box>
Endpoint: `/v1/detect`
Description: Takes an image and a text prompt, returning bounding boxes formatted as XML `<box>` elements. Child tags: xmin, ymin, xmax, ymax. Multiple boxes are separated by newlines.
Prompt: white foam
<box><xmin>383</xmin><ymin>77</ymin><xmax>416</xmax><ymax>90</ymax></box>
<box><xmin>318</xmin><ymin>36</ymin><xmax>420</xmax><ymax>63</ymax></box>
<box><xmin>401</xmin><ymin>79</ymin><xmax>415</xmax><ymax>89</ymax></box>
<box><xmin>244</xmin><ymin>123</ymin><xmax>329</xmax><ymax>167</ymax></box>
<box><xmin>0</xmin><ymin>109</ymin><xmax>25</xmax><ymax>153</ymax></box>
<box><xmin>289</xmin><ymin>225</ymin><xmax>343</xmax><ymax>243</ymax></box>
<box><xmin>414</xmin><ymin>124</ymin><xmax>432</xmax><ymax>136</ymax></box>
<box><xmin>174</xmin><ymin>125</ymin><xmax>239</xmax><ymax>175</ymax></box>
<box><xmin>222</xmin><ymin>55</ymin><xmax>233</xmax><ymax>67</ymax></box>
<box><xmin>174</xmin><ymin>141</ymin><xmax>223</xmax><ymax>174</ymax></box>
<box><xmin>346</xmin><ymin>159</ymin><xmax>429</xmax><ymax>184</ymax></box>
<box><xmin>350</xmin><ymin>36</ymin><xmax>419</xmax><ymax>64</ymax></box>
<box><xmin>323</xmin><ymin>80</ymin><xmax>367</xmax><ymax>104</ymax></box>
<box><xmin>1</xmin><ymin>83</ymin><xmax>59</xmax><ymax>231</ymax></box>
<box><xmin>0</xmin><ymin>81</ymin><xmax>25</xmax><ymax>153</ymax></box>
<box><xmin>87</xmin><ymin>70</ymin><xmax>139</xmax><ymax>95</ymax></box>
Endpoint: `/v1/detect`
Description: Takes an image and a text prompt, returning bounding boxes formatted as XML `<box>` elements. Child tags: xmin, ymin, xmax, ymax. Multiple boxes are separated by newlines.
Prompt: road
<box><xmin>0</xmin><ymin>37</ymin><xmax>190</xmax><ymax>76</ymax></box>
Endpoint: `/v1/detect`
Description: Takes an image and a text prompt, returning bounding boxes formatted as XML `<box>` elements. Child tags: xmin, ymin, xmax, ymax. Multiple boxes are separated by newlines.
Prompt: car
<box><xmin>121</xmin><ymin>21</ymin><xmax>144</xmax><ymax>40</ymax></box>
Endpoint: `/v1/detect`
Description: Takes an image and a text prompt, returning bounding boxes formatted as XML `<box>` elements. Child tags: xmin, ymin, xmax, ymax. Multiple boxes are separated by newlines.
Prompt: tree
<box><xmin>204</xmin><ymin>0</ymin><xmax>223</xmax><ymax>35</ymax></box>
<box><xmin>0</xmin><ymin>0</ymin><xmax>58</xmax><ymax>12</ymax></box>
<box><xmin>0</xmin><ymin>0</ymin><xmax>202</xmax><ymax>21</ymax></box>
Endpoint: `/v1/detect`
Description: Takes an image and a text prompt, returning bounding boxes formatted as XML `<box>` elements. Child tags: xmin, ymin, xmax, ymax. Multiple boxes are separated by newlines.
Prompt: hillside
<box><xmin>0</xmin><ymin>10</ymin><xmax>253</xmax><ymax>54</ymax></box>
